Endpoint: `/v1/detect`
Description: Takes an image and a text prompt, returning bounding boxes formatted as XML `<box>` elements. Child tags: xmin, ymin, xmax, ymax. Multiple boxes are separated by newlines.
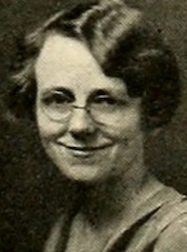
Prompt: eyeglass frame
<box><xmin>38</xmin><ymin>92</ymin><xmax>137</xmax><ymax>125</ymax></box>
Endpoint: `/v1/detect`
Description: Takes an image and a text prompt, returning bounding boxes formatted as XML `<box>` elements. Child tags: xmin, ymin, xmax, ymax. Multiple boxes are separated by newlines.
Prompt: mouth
<box><xmin>66</xmin><ymin>145</ymin><xmax>112</xmax><ymax>151</ymax></box>
<box><xmin>56</xmin><ymin>142</ymin><xmax>113</xmax><ymax>156</ymax></box>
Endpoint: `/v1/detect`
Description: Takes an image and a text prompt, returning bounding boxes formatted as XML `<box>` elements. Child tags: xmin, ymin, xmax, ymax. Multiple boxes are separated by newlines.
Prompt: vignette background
<box><xmin>0</xmin><ymin>0</ymin><xmax>187</xmax><ymax>251</ymax></box>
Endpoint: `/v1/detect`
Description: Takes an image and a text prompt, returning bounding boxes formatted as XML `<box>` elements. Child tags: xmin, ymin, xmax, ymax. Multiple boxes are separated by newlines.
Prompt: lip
<box><xmin>56</xmin><ymin>142</ymin><xmax>113</xmax><ymax>155</ymax></box>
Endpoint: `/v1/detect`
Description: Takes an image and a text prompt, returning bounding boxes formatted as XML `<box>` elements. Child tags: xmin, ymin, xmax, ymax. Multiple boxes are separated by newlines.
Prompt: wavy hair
<box><xmin>7</xmin><ymin>0</ymin><xmax>180</xmax><ymax>129</ymax></box>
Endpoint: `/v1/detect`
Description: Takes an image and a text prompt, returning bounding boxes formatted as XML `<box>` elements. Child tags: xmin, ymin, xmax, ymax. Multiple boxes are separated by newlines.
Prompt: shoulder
<box><xmin>131</xmin><ymin>185</ymin><xmax>187</xmax><ymax>252</ymax></box>
<box><xmin>131</xmin><ymin>195</ymin><xmax>187</xmax><ymax>252</ymax></box>
<box><xmin>153</xmin><ymin>212</ymin><xmax>187</xmax><ymax>252</ymax></box>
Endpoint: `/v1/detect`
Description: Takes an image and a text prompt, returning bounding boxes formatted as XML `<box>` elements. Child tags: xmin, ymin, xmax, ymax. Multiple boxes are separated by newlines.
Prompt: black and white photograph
<box><xmin>1</xmin><ymin>0</ymin><xmax>187</xmax><ymax>251</ymax></box>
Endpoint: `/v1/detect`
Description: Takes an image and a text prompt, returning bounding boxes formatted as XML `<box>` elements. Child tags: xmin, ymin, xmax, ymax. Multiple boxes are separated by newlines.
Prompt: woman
<box><xmin>7</xmin><ymin>0</ymin><xmax>187</xmax><ymax>251</ymax></box>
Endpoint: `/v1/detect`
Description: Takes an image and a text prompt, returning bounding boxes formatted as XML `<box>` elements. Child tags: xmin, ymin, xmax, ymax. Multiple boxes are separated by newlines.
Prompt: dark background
<box><xmin>0</xmin><ymin>0</ymin><xmax>187</xmax><ymax>251</ymax></box>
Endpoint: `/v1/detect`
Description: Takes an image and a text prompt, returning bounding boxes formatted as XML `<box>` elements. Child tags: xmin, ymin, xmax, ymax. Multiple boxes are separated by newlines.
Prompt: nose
<box><xmin>68</xmin><ymin>107</ymin><xmax>96</xmax><ymax>140</ymax></box>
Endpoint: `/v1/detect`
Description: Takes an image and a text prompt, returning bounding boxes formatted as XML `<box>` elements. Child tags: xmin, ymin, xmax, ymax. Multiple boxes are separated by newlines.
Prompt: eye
<box><xmin>92</xmin><ymin>94</ymin><xmax>128</xmax><ymax>106</ymax></box>
<box><xmin>42</xmin><ymin>91</ymin><xmax>73</xmax><ymax>106</ymax></box>
<box><xmin>93</xmin><ymin>95</ymin><xmax>117</xmax><ymax>104</ymax></box>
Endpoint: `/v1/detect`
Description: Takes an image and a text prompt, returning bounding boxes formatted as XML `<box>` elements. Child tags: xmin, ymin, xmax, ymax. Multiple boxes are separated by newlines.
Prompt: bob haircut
<box><xmin>7</xmin><ymin>0</ymin><xmax>180</xmax><ymax>130</ymax></box>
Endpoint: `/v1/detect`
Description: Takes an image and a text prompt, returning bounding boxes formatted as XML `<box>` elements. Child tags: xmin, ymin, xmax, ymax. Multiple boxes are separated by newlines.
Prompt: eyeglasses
<box><xmin>39</xmin><ymin>90</ymin><xmax>133</xmax><ymax>125</ymax></box>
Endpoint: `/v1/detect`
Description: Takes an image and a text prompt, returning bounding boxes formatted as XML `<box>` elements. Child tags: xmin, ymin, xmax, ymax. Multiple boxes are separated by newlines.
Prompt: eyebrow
<box><xmin>90</xmin><ymin>88</ymin><xmax>128</xmax><ymax>98</ymax></box>
<box><xmin>41</xmin><ymin>87</ymin><xmax>74</xmax><ymax>98</ymax></box>
<box><xmin>40</xmin><ymin>86</ymin><xmax>128</xmax><ymax>101</ymax></box>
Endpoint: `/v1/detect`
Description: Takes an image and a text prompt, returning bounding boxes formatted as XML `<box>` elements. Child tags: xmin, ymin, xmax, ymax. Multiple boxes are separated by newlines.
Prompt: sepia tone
<box><xmin>0</xmin><ymin>0</ymin><xmax>187</xmax><ymax>251</ymax></box>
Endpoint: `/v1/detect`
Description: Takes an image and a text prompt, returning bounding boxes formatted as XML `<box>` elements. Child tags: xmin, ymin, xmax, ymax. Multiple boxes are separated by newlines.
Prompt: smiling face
<box><xmin>35</xmin><ymin>32</ymin><xmax>144</xmax><ymax>183</ymax></box>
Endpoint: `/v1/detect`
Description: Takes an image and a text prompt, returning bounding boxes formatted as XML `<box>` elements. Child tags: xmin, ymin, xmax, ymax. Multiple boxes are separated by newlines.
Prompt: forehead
<box><xmin>35</xmin><ymin>32</ymin><xmax>127</xmax><ymax>94</ymax></box>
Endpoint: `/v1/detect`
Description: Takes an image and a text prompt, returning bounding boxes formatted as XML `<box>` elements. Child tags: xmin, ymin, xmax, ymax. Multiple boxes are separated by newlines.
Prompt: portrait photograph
<box><xmin>0</xmin><ymin>0</ymin><xmax>187</xmax><ymax>251</ymax></box>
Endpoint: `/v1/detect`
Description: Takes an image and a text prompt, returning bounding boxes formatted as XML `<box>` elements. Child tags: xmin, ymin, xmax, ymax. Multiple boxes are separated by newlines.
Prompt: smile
<box><xmin>56</xmin><ymin>142</ymin><xmax>113</xmax><ymax>156</ymax></box>
<box><xmin>66</xmin><ymin>145</ymin><xmax>112</xmax><ymax>151</ymax></box>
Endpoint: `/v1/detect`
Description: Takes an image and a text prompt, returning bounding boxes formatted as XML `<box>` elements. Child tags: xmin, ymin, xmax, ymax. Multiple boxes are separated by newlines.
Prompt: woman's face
<box><xmin>35</xmin><ymin>33</ymin><xmax>144</xmax><ymax>183</ymax></box>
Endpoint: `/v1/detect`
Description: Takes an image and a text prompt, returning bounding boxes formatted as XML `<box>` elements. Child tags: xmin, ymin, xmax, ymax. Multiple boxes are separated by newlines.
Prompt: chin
<box><xmin>56</xmin><ymin>162</ymin><xmax>111</xmax><ymax>184</ymax></box>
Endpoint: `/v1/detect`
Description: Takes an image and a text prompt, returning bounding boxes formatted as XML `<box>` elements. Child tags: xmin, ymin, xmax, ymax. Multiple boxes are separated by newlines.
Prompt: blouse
<box><xmin>44</xmin><ymin>184</ymin><xmax>187</xmax><ymax>252</ymax></box>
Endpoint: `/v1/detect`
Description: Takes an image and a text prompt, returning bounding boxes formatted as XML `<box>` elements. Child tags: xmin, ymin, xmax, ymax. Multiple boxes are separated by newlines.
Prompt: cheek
<box><xmin>103</xmin><ymin>111</ymin><xmax>141</xmax><ymax>142</ymax></box>
<box><xmin>103</xmin><ymin>111</ymin><xmax>143</xmax><ymax>164</ymax></box>
<box><xmin>110</xmin><ymin>129</ymin><xmax>144</xmax><ymax>173</ymax></box>
<box><xmin>36</xmin><ymin>107</ymin><xmax>67</xmax><ymax>141</ymax></box>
